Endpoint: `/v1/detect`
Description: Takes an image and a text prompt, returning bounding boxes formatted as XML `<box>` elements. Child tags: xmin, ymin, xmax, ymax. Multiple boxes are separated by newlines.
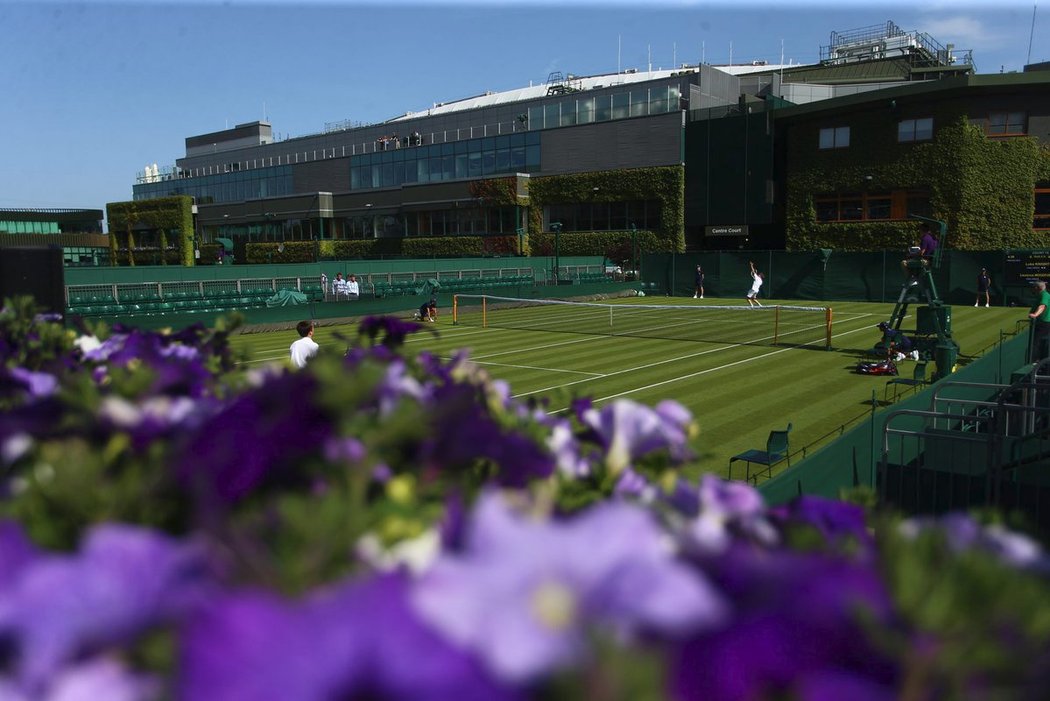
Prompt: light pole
<box><xmin>550</xmin><ymin>222</ymin><xmax>562</xmax><ymax>284</ymax></box>
<box><xmin>630</xmin><ymin>222</ymin><xmax>638</xmax><ymax>280</ymax></box>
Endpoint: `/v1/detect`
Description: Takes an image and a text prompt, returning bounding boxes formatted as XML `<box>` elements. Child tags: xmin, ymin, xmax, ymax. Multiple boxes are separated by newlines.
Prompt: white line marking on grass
<box><xmin>534</xmin><ymin>318</ymin><xmax>879</xmax><ymax>411</ymax></box>
<box><xmin>455</xmin><ymin>359</ymin><xmax>606</xmax><ymax>376</ymax></box>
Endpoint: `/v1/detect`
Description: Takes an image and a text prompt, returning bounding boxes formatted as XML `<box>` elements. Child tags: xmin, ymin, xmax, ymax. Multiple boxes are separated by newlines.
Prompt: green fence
<box><xmin>643</xmin><ymin>250</ymin><xmax>1038</xmax><ymax>307</ymax></box>
<box><xmin>758</xmin><ymin>328</ymin><xmax>1031</xmax><ymax>506</ymax></box>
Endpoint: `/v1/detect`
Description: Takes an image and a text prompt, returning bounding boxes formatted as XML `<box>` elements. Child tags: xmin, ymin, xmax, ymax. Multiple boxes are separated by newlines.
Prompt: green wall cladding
<box><xmin>64</xmin><ymin>256</ymin><xmax>606</xmax><ymax>286</ymax></box>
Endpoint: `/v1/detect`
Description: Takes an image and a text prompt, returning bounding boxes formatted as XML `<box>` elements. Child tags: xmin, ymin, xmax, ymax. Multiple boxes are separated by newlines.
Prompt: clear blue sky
<box><xmin>1</xmin><ymin>0</ymin><xmax>1045</xmax><ymax>228</ymax></box>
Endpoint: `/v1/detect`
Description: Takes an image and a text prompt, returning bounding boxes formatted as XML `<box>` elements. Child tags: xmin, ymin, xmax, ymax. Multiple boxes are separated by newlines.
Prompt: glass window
<box><xmin>560</xmin><ymin>100</ymin><xmax>577</xmax><ymax>127</ymax></box>
<box><xmin>468</xmin><ymin>152</ymin><xmax>482</xmax><ymax>177</ymax></box>
<box><xmin>866</xmin><ymin>196</ymin><xmax>892</xmax><ymax>220</ymax></box>
<box><xmin>819</xmin><ymin>126</ymin><xmax>849</xmax><ymax>149</ymax></box>
<box><xmin>630</xmin><ymin>89</ymin><xmax>648</xmax><ymax>117</ymax></box>
<box><xmin>1035</xmin><ymin>188</ymin><xmax>1050</xmax><ymax>230</ymax></box>
<box><xmin>529</xmin><ymin>106</ymin><xmax>545</xmax><ymax>130</ymax></box>
<box><xmin>578</xmin><ymin>97</ymin><xmax>595</xmax><ymax>124</ymax></box>
<box><xmin>495</xmin><ymin>148</ymin><xmax>511</xmax><ymax>172</ymax></box>
<box><xmin>526</xmin><ymin>145</ymin><xmax>541</xmax><ymax>170</ymax></box>
<box><xmin>988</xmin><ymin>111</ymin><xmax>1026</xmax><ymax>135</ymax></box>
<box><xmin>595</xmin><ymin>95</ymin><xmax>612</xmax><ymax>122</ymax></box>
<box><xmin>612</xmin><ymin>93</ymin><xmax>629</xmax><ymax>119</ymax></box>
<box><xmin>481</xmin><ymin>151</ymin><xmax>495</xmax><ymax>175</ymax></box>
<box><xmin>544</xmin><ymin>103</ymin><xmax>560</xmax><ymax>128</ymax></box>
<box><xmin>510</xmin><ymin>146</ymin><xmax>525</xmax><ymax>169</ymax></box>
<box><xmin>838</xmin><ymin>197</ymin><xmax>863</xmax><ymax>220</ymax></box>
<box><xmin>815</xmin><ymin>199</ymin><xmax>838</xmax><ymax>222</ymax></box>
<box><xmin>898</xmin><ymin>117</ymin><xmax>934</xmax><ymax>142</ymax></box>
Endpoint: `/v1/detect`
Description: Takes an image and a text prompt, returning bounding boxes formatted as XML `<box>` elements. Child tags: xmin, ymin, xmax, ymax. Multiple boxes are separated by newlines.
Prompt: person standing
<box><xmin>346</xmin><ymin>274</ymin><xmax>360</xmax><ymax>300</ymax></box>
<box><xmin>1028</xmin><ymin>281</ymin><xmax>1050</xmax><ymax>361</ymax></box>
<box><xmin>975</xmin><ymin>268</ymin><xmax>991</xmax><ymax>307</ymax></box>
<box><xmin>289</xmin><ymin>320</ymin><xmax>319</xmax><ymax>368</ymax></box>
<box><xmin>745</xmin><ymin>261</ymin><xmax>764</xmax><ymax>307</ymax></box>
<box><xmin>320</xmin><ymin>272</ymin><xmax>329</xmax><ymax>300</ymax></box>
<box><xmin>693</xmin><ymin>265</ymin><xmax>704</xmax><ymax>299</ymax></box>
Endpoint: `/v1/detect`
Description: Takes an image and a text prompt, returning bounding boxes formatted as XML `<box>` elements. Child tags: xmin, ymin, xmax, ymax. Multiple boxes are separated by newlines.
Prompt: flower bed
<box><xmin>1</xmin><ymin>296</ymin><xmax>1048</xmax><ymax>700</ymax></box>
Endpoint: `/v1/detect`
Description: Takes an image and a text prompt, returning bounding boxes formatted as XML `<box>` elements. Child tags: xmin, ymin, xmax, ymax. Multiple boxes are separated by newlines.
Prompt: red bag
<box><xmin>856</xmin><ymin>360</ymin><xmax>898</xmax><ymax>376</ymax></box>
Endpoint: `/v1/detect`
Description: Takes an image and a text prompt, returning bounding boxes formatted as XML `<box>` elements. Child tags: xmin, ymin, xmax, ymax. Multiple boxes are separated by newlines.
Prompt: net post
<box><xmin>483</xmin><ymin>295</ymin><xmax>487</xmax><ymax>328</ymax></box>
<box><xmin>773</xmin><ymin>305</ymin><xmax>780</xmax><ymax>346</ymax></box>
<box><xmin>825</xmin><ymin>307</ymin><xmax>833</xmax><ymax>350</ymax></box>
<box><xmin>452</xmin><ymin>295</ymin><xmax>458</xmax><ymax>326</ymax></box>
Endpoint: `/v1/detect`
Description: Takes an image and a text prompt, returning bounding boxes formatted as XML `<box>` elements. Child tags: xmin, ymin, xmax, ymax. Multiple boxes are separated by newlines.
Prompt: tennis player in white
<box><xmin>746</xmin><ymin>261</ymin><xmax>764</xmax><ymax>307</ymax></box>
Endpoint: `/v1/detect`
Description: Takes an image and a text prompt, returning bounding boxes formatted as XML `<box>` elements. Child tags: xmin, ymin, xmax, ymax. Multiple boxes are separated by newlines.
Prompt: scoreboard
<box><xmin>1004</xmin><ymin>251</ymin><xmax>1050</xmax><ymax>286</ymax></box>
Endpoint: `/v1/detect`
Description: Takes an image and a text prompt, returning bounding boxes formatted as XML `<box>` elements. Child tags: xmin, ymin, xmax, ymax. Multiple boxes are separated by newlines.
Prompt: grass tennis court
<box><xmin>227</xmin><ymin>295</ymin><xmax>1027</xmax><ymax>480</ymax></box>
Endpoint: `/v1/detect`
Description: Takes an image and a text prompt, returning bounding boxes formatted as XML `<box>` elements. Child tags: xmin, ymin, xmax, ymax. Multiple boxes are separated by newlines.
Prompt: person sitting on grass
<box><xmin>877</xmin><ymin>321</ymin><xmax>916</xmax><ymax>361</ymax></box>
<box><xmin>414</xmin><ymin>298</ymin><xmax>437</xmax><ymax>322</ymax></box>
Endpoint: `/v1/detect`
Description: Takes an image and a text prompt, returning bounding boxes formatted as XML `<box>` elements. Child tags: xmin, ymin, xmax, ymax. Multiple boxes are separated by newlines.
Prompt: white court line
<box><xmin>452</xmin><ymin>359</ymin><xmax>606</xmax><ymax>376</ymax></box>
<box><xmin>512</xmin><ymin>313</ymin><xmax>873</xmax><ymax>399</ymax></box>
<box><xmin>542</xmin><ymin>319</ymin><xmax>881</xmax><ymax>412</ymax></box>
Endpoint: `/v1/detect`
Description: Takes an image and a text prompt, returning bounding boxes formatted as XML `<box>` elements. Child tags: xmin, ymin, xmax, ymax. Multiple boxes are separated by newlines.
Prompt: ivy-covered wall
<box><xmin>526</xmin><ymin>166</ymin><xmax>686</xmax><ymax>255</ymax></box>
<box><xmin>107</xmin><ymin>196</ymin><xmax>195</xmax><ymax>266</ymax></box>
<box><xmin>786</xmin><ymin>116</ymin><xmax>1050</xmax><ymax>251</ymax></box>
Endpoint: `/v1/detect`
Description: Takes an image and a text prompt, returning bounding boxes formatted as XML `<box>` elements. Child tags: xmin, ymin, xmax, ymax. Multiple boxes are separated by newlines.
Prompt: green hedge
<box><xmin>529</xmin><ymin>230</ymin><xmax>661</xmax><ymax>261</ymax></box>
<box><xmin>527</xmin><ymin>166</ymin><xmax>685</xmax><ymax>253</ymax></box>
<box><xmin>106</xmin><ymin>196</ymin><xmax>195</xmax><ymax>267</ymax></box>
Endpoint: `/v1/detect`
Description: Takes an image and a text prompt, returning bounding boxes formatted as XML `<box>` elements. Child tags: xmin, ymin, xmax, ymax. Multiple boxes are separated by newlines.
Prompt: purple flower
<box><xmin>0</xmin><ymin>524</ymin><xmax>213</xmax><ymax>694</ymax></box>
<box><xmin>357</xmin><ymin>315</ymin><xmax>433</xmax><ymax>348</ymax></box>
<box><xmin>180</xmin><ymin>574</ymin><xmax>517</xmax><ymax>701</ymax></box>
<box><xmin>31</xmin><ymin>658</ymin><xmax>160</xmax><ymax>701</ymax></box>
<box><xmin>900</xmin><ymin>513</ymin><xmax>1047</xmax><ymax>569</ymax></box>
<box><xmin>671</xmin><ymin>547</ymin><xmax>897</xmax><ymax>701</ymax></box>
<box><xmin>771</xmin><ymin>495</ymin><xmax>873</xmax><ymax>549</ymax></box>
<box><xmin>0</xmin><ymin>521</ymin><xmax>38</xmax><ymax>594</ymax></box>
<box><xmin>173</xmin><ymin>372</ymin><xmax>333</xmax><ymax>503</ymax></box>
<box><xmin>411</xmin><ymin>492</ymin><xmax>727</xmax><ymax>683</ymax></box>
<box><xmin>6</xmin><ymin>367</ymin><xmax>58</xmax><ymax>399</ymax></box>
<box><xmin>579</xmin><ymin>399</ymin><xmax>693</xmax><ymax>475</ymax></box>
<box><xmin>419</xmin><ymin>384</ymin><xmax>554</xmax><ymax>487</ymax></box>
<box><xmin>99</xmin><ymin>395</ymin><xmax>215</xmax><ymax>452</ymax></box>
<box><xmin>678</xmin><ymin>475</ymin><xmax>777</xmax><ymax>555</ymax></box>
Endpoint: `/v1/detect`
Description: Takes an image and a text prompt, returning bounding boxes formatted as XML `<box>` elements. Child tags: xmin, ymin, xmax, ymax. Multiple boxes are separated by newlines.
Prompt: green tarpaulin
<box><xmin>266</xmin><ymin>289</ymin><xmax>309</xmax><ymax>308</ymax></box>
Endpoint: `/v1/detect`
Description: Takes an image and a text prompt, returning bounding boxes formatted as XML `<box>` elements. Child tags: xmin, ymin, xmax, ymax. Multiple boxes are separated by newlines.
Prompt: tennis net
<box><xmin>452</xmin><ymin>294</ymin><xmax>833</xmax><ymax>349</ymax></box>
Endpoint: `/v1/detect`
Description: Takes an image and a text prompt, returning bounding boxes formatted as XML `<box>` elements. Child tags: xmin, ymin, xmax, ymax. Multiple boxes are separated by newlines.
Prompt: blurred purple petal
<box><xmin>413</xmin><ymin>492</ymin><xmax>727</xmax><ymax>683</ymax></box>
<box><xmin>772</xmin><ymin>495</ymin><xmax>872</xmax><ymax>548</ymax></box>
<box><xmin>0</xmin><ymin>525</ymin><xmax>214</xmax><ymax>693</ymax></box>
<box><xmin>45</xmin><ymin>658</ymin><xmax>160</xmax><ymax>701</ymax></box>
<box><xmin>580</xmin><ymin>399</ymin><xmax>693</xmax><ymax>474</ymax></box>
<box><xmin>181</xmin><ymin>575</ymin><xmax>517</xmax><ymax>701</ymax></box>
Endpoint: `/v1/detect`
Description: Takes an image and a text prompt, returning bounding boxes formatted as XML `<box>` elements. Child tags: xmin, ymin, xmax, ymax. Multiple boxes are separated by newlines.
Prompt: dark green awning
<box><xmin>215</xmin><ymin>237</ymin><xmax>234</xmax><ymax>250</ymax></box>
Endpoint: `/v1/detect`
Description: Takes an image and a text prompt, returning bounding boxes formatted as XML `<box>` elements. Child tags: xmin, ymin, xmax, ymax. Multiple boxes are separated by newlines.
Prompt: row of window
<box><xmin>815</xmin><ymin>188</ymin><xmax>1050</xmax><ymax>229</ymax></box>
<box><xmin>526</xmin><ymin>85</ymin><xmax>681</xmax><ymax>131</ymax></box>
<box><xmin>350</xmin><ymin>133</ymin><xmax>541</xmax><ymax>190</ymax></box>
<box><xmin>545</xmin><ymin>200</ymin><xmax>662</xmax><ymax>232</ymax></box>
<box><xmin>133</xmin><ymin>166</ymin><xmax>293</xmax><ymax>203</ymax></box>
<box><xmin>819</xmin><ymin>112</ymin><xmax>1028</xmax><ymax>150</ymax></box>
<box><xmin>0</xmin><ymin>220</ymin><xmax>61</xmax><ymax>234</ymax></box>
<box><xmin>814</xmin><ymin>191</ymin><xmax>931</xmax><ymax>222</ymax></box>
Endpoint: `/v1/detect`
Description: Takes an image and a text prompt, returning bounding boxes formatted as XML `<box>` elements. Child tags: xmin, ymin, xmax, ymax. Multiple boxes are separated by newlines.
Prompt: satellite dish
<box><xmin>277</xmin><ymin>243</ymin><xmax>285</xmax><ymax>253</ymax></box>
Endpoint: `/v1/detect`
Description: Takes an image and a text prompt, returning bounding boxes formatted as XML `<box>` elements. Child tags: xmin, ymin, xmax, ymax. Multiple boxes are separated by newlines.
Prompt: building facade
<box><xmin>121</xmin><ymin>21</ymin><xmax>1049</xmax><ymax>263</ymax></box>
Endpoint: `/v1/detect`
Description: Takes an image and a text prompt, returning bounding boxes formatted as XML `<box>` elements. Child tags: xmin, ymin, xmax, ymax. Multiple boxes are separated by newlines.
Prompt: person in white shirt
<box><xmin>289</xmin><ymin>320</ymin><xmax>319</xmax><ymax>368</ymax></box>
<box><xmin>332</xmin><ymin>273</ymin><xmax>347</xmax><ymax>299</ymax></box>
<box><xmin>746</xmin><ymin>261</ymin><xmax>764</xmax><ymax>307</ymax></box>
<box><xmin>346</xmin><ymin>274</ymin><xmax>360</xmax><ymax>300</ymax></box>
<box><xmin>320</xmin><ymin>272</ymin><xmax>329</xmax><ymax>299</ymax></box>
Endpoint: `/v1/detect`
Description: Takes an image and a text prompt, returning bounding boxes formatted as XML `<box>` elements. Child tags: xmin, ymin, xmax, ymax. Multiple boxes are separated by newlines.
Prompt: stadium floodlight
<box><xmin>451</xmin><ymin>294</ymin><xmax>833</xmax><ymax>350</ymax></box>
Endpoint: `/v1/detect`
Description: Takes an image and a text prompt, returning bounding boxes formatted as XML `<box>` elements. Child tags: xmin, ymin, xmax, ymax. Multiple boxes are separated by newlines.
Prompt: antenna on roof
<box><xmin>1027</xmin><ymin>3</ymin><xmax>1038</xmax><ymax>66</ymax></box>
<box><xmin>618</xmin><ymin>34</ymin><xmax>621</xmax><ymax>74</ymax></box>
